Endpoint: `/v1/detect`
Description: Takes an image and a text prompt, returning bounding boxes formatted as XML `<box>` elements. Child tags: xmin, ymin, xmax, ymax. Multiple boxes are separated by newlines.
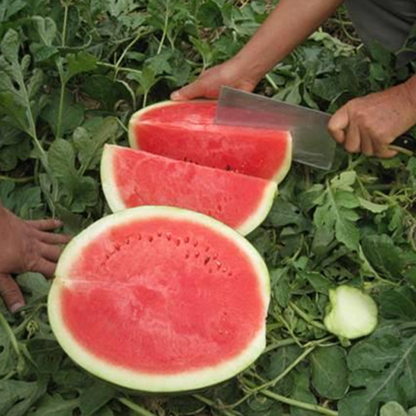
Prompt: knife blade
<box><xmin>215</xmin><ymin>87</ymin><xmax>336</xmax><ymax>170</ymax></box>
<box><xmin>215</xmin><ymin>87</ymin><xmax>415</xmax><ymax>169</ymax></box>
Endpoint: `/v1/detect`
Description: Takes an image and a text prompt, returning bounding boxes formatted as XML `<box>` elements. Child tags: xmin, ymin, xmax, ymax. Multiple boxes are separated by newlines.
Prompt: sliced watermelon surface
<box><xmin>129</xmin><ymin>101</ymin><xmax>292</xmax><ymax>183</ymax></box>
<box><xmin>48</xmin><ymin>207</ymin><xmax>270</xmax><ymax>392</ymax></box>
<box><xmin>101</xmin><ymin>145</ymin><xmax>277</xmax><ymax>236</ymax></box>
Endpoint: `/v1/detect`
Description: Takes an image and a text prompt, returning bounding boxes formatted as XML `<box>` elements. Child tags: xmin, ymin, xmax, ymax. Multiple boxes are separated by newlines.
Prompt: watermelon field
<box><xmin>1</xmin><ymin>1</ymin><xmax>416</xmax><ymax>415</ymax></box>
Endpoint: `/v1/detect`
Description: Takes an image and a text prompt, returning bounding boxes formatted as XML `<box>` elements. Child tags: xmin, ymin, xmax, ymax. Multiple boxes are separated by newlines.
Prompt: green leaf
<box><xmin>358</xmin><ymin>197</ymin><xmax>389</xmax><ymax>213</ymax></box>
<box><xmin>48</xmin><ymin>139</ymin><xmax>76</xmax><ymax>179</ymax></box>
<box><xmin>1</xmin><ymin>28</ymin><xmax>19</xmax><ymax>64</ymax></box>
<box><xmin>380</xmin><ymin>401</ymin><xmax>408</xmax><ymax>416</ymax></box>
<box><xmin>0</xmin><ymin>379</ymin><xmax>47</xmax><ymax>416</ymax></box>
<box><xmin>339</xmin><ymin>333</ymin><xmax>416</xmax><ymax>416</ymax></box>
<box><xmin>65</xmin><ymin>51</ymin><xmax>98</xmax><ymax>82</ymax></box>
<box><xmin>73</xmin><ymin>117</ymin><xmax>120</xmax><ymax>173</ymax></box>
<box><xmin>79</xmin><ymin>380</ymin><xmax>116</xmax><ymax>416</ymax></box>
<box><xmin>168</xmin><ymin>396</ymin><xmax>206</xmax><ymax>415</ymax></box>
<box><xmin>29</xmin><ymin>394</ymin><xmax>78</xmax><ymax>416</ymax></box>
<box><xmin>41</xmin><ymin>92</ymin><xmax>84</xmax><ymax>136</ymax></box>
<box><xmin>27</xmin><ymin>339</ymin><xmax>63</xmax><ymax>375</ymax></box>
<box><xmin>361</xmin><ymin>234</ymin><xmax>403</xmax><ymax>279</ymax></box>
<box><xmin>31</xmin><ymin>16</ymin><xmax>57</xmax><ymax>46</ymax></box>
<box><xmin>290</xmin><ymin>369</ymin><xmax>318</xmax><ymax>416</ymax></box>
<box><xmin>310</xmin><ymin>346</ymin><xmax>349</xmax><ymax>400</ymax></box>
<box><xmin>312</xmin><ymin>174</ymin><xmax>361</xmax><ymax>252</ymax></box>
<box><xmin>0</xmin><ymin>0</ymin><xmax>27</xmax><ymax>22</ymax></box>
<box><xmin>243</xmin><ymin>396</ymin><xmax>283</xmax><ymax>416</ymax></box>
<box><xmin>300</xmin><ymin>271</ymin><xmax>332</xmax><ymax>294</ymax></box>
<box><xmin>267</xmin><ymin>199</ymin><xmax>309</xmax><ymax>231</ymax></box>
<box><xmin>0</xmin><ymin>324</ymin><xmax>14</xmax><ymax>377</ymax></box>
<box><xmin>379</xmin><ymin>288</ymin><xmax>416</xmax><ymax>320</ymax></box>
<box><xmin>82</xmin><ymin>76</ymin><xmax>131</xmax><ymax>110</ymax></box>
<box><xmin>16</xmin><ymin>273</ymin><xmax>50</xmax><ymax>301</ymax></box>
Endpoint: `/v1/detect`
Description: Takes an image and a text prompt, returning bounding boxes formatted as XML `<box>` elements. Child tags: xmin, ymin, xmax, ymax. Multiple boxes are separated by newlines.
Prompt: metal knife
<box><xmin>214</xmin><ymin>87</ymin><xmax>415</xmax><ymax>170</ymax></box>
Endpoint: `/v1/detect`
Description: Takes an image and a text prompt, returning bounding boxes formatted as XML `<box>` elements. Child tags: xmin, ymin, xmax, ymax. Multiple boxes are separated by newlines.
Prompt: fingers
<box><xmin>171</xmin><ymin>80</ymin><xmax>213</xmax><ymax>101</ymax></box>
<box><xmin>27</xmin><ymin>218</ymin><xmax>62</xmax><ymax>231</ymax></box>
<box><xmin>360</xmin><ymin>135</ymin><xmax>374</xmax><ymax>156</ymax></box>
<box><xmin>31</xmin><ymin>258</ymin><xmax>56</xmax><ymax>279</ymax></box>
<box><xmin>375</xmin><ymin>145</ymin><xmax>398</xmax><ymax>159</ymax></box>
<box><xmin>0</xmin><ymin>274</ymin><xmax>25</xmax><ymax>313</ymax></box>
<box><xmin>328</xmin><ymin>107</ymin><xmax>349</xmax><ymax>144</ymax></box>
<box><xmin>344</xmin><ymin>121</ymin><xmax>361</xmax><ymax>153</ymax></box>
<box><xmin>40</xmin><ymin>243</ymin><xmax>62</xmax><ymax>263</ymax></box>
<box><xmin>37</xmin><ymin>230</ymin><xmax>72</xmax><ymax>245</ymax></box>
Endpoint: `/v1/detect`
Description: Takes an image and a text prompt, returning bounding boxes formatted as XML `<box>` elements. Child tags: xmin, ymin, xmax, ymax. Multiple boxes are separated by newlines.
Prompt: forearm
<box><xmin>403</xmin><ymin>73</ymin><xmax>416</xmax><ymax>110</ymax></box>
<box><xmin>233</xmin><ymin>0</ymin><xmax>344</xmax><ymax>80</ymax></box>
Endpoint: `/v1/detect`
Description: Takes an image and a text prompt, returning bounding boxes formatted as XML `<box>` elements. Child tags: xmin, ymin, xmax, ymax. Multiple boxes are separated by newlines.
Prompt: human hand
<box><xmin>170</xmin><ymin>58</ymin><xmax>260</xmax><ymax>101</ymax></box>
<box><xmin>328</xmin><ymin>82</ymin><xmax>416</xmax><ymax>158</ymax></box>
<box><xmin>0</xmin><ymin>206</ymin><xmax>71</xmax><ymax>313</ymax></box>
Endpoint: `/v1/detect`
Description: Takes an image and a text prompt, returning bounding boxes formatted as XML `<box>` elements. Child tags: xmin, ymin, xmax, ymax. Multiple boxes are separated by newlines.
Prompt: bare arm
<box><xmin>172</xmin><ymin>0</ymin><xmax>344</xmax><ymax>100</ymax></box>
<box><xmin>232</xmin><ymin>0</ymin><xmax>345</xmax><ymax>80</ymax></box>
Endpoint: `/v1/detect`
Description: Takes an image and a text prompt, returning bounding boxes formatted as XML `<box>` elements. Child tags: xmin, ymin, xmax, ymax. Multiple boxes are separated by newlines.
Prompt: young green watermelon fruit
<box><xmin>48</xmin><ymin>206</ymin><xmax>270</xmax><ymax>392</ymax></box>
<box><xmin>128</xmin><ymin>100</ymin><xmax>292</xmax><ymax>184</ymax></box>
<box><xmin>101</xmin><ymin>144</ymin><xmax>277</xmax><ymax>236</ymax></box>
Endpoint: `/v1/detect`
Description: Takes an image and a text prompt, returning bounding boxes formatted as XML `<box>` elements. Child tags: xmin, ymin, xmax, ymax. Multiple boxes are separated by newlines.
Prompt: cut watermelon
<box><xmin>101</xmin><ymin>145</ymin><xmax>277</xmax><ymax>236</ymax></box>
<box><xmin>128</xmin><ymin>100</ymin><xmax>292</xmax><ymax>183</ymax></box>
<box><xmin>48</xmin><ymin>206</ymin><xmax>270</xmax><ymax>392</ymax></box>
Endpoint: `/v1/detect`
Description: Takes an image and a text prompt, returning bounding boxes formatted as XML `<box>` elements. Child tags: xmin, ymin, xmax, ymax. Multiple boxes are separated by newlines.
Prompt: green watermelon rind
<box><xmin>100</xmin><ymin>144</ymin><xmax>278</xmax><ymax>236</ymax></box>
<box><xmin>127</xmin><ymin>100</ymin><xmax>293</xmax><ymax>184</ymax></box>
<box><xmin>48</xmin><ymin>206</ymin><xmax>270</xmax><ymax>393</ymax></box>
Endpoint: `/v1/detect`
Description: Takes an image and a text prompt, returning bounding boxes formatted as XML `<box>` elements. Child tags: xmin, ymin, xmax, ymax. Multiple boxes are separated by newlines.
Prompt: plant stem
<box><xmin>289</xmin><ymin>301</ymin><xmax>327</xmax><ymax>331</ymax></box>
<box><xmin>56</xmin><ymin>72</ymin><xmax>66</xmax><ymax>140</ymax></box>
<box><xmin>229</xmin><ymin>347</ymin><xmax>315</xmax><ymax>409</ymax></box>
<box><xmin>193</xmin><ymin>394</ymin><xmax>240</xmax><ymax>416</ymax></box>
<box><xmin>62</xmin><ymin>3</ymin><xmax>69</xmax><ymax>47</ymax></box>
<box><xmin>264</xmin><ymin>337</ymin><xmax>296</xmax><ymax>353</ymax></box>
<box><xmin>97</xmin><ymin>61</ymin><xmax>142</xmax><ymax>76</ymax></box>
<box><xmin>265</xmin><ymin>74</ymin><xmax>278</xmax><ymax>91</ymax></box>
<box><xmin>244</xmin><ymin>379</ymin><xmax>338</xmax><ymax>416</ymax></box>
<box><xmin>0</xmin><ymin>175</ymin><xmax>34</xmax><ymax>183</ymax></box>
<box><xmin>358</xmin><ymin>246</ymin><xmax>399</xmax><ymax>287</ymax></box>
<box><xmin>0</xmin><ymin>311</ymin><xmax>25</xmax><ymax>374</ymax></box>
<box><xmin>157</xmin><ymin>0</ymin><xmax>170</xmax><ymax>54</ymax></box>
<box><xmin>114</xmin><ymin>30</ymin><xmax>146</xmax><ymax>77</ymax></box>
<box><xmin>118</xmin><ymin>398</ymin><xmax>157</xmax><ymax>416</ymax></box>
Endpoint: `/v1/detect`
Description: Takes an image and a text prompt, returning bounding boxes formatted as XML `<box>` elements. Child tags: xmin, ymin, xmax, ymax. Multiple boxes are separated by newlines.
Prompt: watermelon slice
<box><xmin>101</xmin><ymin>144</ymin><xmax>277</xmax><ymax>236</ymax></box>
<box><xmin>128</xmin><ymin>100</ymin><xmax>292</xmax><ymax>183</ymax></box>
<box><xmin>48</xmin><ymin>206</ymin><xmax>270</xmax><ymax>392</ymax></box>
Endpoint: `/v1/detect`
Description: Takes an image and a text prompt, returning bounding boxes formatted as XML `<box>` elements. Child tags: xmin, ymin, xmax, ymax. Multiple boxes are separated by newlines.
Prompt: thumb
<box><xmin>0</xmin><ymin>273</ymin><xmax>25</xmax><ymax>313</ymax></box>
<box><xmin>328</xmin><ymin>106</ymin><xmax>350</xmax><ymax>143</ymax></box>
<box><xmin>171</xmin><ymin>80</ymin><xmax>213</xmax><ymax>101</ymax></box>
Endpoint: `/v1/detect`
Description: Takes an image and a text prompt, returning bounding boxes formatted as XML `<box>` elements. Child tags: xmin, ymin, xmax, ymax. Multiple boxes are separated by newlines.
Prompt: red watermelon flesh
<box><xmin>101</xmin><ymin>145</ymin><xmax>277</xmax><ymax>236</ymax></box>
<box><xmin>48</xmin><ymin>207</ymin><xmax>270</xmax><ymax>392</ymax></box>
<box><xmin>129</xmin><ymin>101</ymin><xmax>292</xmax><ymax>183</ymax></box>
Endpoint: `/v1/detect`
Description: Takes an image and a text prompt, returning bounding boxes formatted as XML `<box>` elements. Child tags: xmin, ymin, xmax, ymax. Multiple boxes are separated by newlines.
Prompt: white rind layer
<box><xmin>100</xmin><ymin>144</ymin><xmax>277</xmax><ymax>236</ymax></box>
<box><xmin>48</xmin><ymin>206</ymin><xmax>270</xmax><ymax>393</ymax></box>
<box><xmin>271</xmin><ymin>132</ymin><xmax>292</xmax><ymax>184</ymax></box>
<box><xmin>127</xmin><ymin>100</ymin><xmax>293</xmax><ymax>184</ymax></box>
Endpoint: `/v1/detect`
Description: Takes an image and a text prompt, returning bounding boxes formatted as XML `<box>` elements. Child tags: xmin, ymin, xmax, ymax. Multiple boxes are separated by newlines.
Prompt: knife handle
<box><xmin>387</xmin><ymin>133</ymin><xmax>415</xmax><ymax>156</ymax></box>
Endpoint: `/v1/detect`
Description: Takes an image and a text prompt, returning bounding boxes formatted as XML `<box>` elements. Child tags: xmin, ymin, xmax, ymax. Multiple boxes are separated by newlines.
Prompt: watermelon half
<box><xmin>128</xmin><ymin>100</ymin><xmax>292</xmax><ymax>183</ymax></box>
<box><xmin>48</xmin><ymin>206</ymin><xmax>270</xmax><ymax>392</ymax></box>
<box><xmin>101</xmin><ymin>144</ymin><xmax>277</xmax><ymax>236</ymax></box>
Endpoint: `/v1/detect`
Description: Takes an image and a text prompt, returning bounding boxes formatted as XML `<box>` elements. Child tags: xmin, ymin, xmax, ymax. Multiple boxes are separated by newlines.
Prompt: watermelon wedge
<box><xmin>128</xmin><ymin>100</ymin><xmax>292</xmax><ymax>183</ymax></box>
<box><xmin>48</xmin><ymin>206</ymin><xmax>270</xmax><ymax>392</ymax></box>
<box><xmin>101</xmin><ymin>145</ymin><xmax>277</xmax><ymax>236</ymax></box>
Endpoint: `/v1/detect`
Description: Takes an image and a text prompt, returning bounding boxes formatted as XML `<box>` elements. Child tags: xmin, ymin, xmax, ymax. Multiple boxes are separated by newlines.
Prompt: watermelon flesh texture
<box><xmin>101</xmin><ymin>145</ymin><xmax>277</xmax><ymax>236</ymax></box>
<box><xmin>48</xmin><ymin>207</ymin><xmax>270</xmax><ymax>392</ymax></box>
<box><xmin>129</xmin><ymin>101</ymin><xmax>292</xmax><ymax>183</ymax></box>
